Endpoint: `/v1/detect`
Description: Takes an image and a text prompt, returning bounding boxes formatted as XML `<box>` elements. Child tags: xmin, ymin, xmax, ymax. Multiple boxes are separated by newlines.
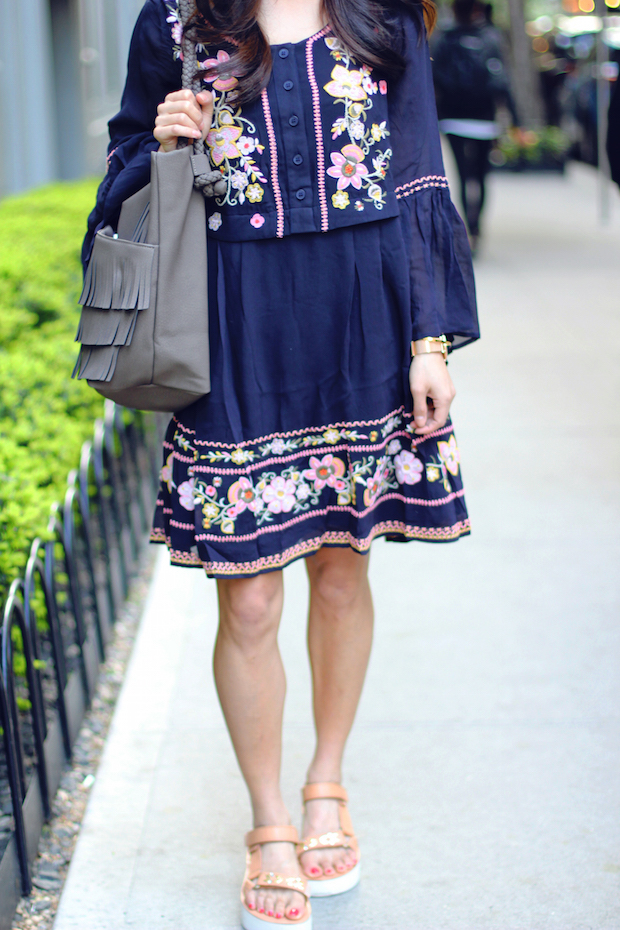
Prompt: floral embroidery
<box><xmin>325</xmin><ymin>64</ymin><xmax>367</xmax><ymax>101</ymax></box>
<box><xmin>164</xmin><ymin>411</ymin><xmax>463</xmax><ymax>538</ymax></box>
<box><xmin>332</xmin><ymin>191</ymin><xmax>350</xmax><ymax>210</ymax></box>
<box><xmin>394</xmin><ymin>450</ymin><xmax>424</xmax><ymax>485</ymax></box>
<box><xmin>246</xmin><ymin>184</ymin><xmax>264</xmax><ymax>203</ymax></box>
<box><xmin>250</xmin><ymin>214</ymin><xmax>265</xmax><ymax>228</ymax></box>
<box><xmin>198</xmin><ymin>56</ymin><xmax>268</xmax><ymax>207</ymax></box>
<box><xmin>323</xmin><ymin>39</ymin><xmax>392</xmax><ymax>211</ymax></box>
<box><xmin>426</xmin><ymin>435</ymin><xmax>462</xmax><ymax>492</ymax></box>
<box><xmin>327</xmin><ymin>143</ymin><xmax>368</xmax><ymax>191</ymax></box>
<box><xmin>177</xmin><ymin>479</ymin><xmax>196</xmax><ymax>511</ymax></box>
<box><xmin>208</xmin><ymin>212</ymin><xmax>223</xmax><ymax>231</ymax></box>
<box><xmin>160</xmin><ymin>452</ymin><xmax>175</xmax><ymax>493</ymax></box>
<box><xmin>164</xmin><ymin>0</ymin><xmax>183</xmax><ymax>61</ymax></box>
<box><xmin>201</xmin><ymin>49</ymin><xmax>238</xmax><ymax>92</ymax></box>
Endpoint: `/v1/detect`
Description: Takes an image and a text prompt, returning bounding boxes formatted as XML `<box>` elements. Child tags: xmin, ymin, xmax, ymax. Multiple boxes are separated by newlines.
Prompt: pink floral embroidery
<box><xmin>200</xmin><ymin>49</ymin><xmax>239</xmax><ymax>92</ymax></box>
<box><xmin>250</xmin><ymin>214</ymin><xmax>265</xmax><ymax>229</ymax></box>
<box><xmin>379</xmin><ymin>80</ymin><xmax>388</xmax><ymax>95</ymax></box>
<box><xmin>206</xmin><ymin>112</ymin><xmax>242</xmax><ymax>165</ymax></box>
<box><xmin>437</xmin><ymin>436</ymin><xmax>461</xmax><ymax>476</ymax></box>
<box><xmin>178</xmin><ymin>479</ymin><xmax>196</xmax><ymax>511</ymax></box>
<box><xmin>363</xmin><ymin>458</ymin><xmax>391</xmax><ymax>507</ymax></box>
<box><xmin>163</xmin><ymin>411</ymin><xmax>464</xmax><ymax>539</ymax></box>
<box><xmin>324</xmin><ymin>65</ymin><xmax>367</xmax><ymax>101</ymax></box>
<box><xmin>262</xmin><ymin>477</ymin><xmax>297</xmax><ymax>514</ymax></box>
<box><xmin>160</xmin><ymin>452</ymin><xmax>175</xmax><ymax>493</ymax></box>
<box><xmin>228</xmin><ymin>477</ymin><xmax>263</xmax><ymax>514</ymax></box>
<box><xmin>327</xmin><ymin>144</ymin><xmax>369</xmax><ymax>191</ymax></box>
<box><xmin>394</xmin><ymin>450</ymin><xmax>424</xmax><ymax>485</ymax></box>
<box><xmin>303</xmin><ymin>454</ymin><xmax>347</xmax><ymax>491</ymax></box>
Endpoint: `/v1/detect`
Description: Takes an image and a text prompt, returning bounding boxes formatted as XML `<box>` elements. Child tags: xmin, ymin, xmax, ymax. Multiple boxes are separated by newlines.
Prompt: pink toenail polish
<box><xmin>337</xmin><ymin>864</ymin><xmax>345</xmax><ymax>872</ymax></box>
<box><xmin>267</xmin><ymin>910</ymin><xmax>274</xmax><ymax>917</ymax></box>
<box><xmin>276</xmin><ymin>914</ymin><xmax>283</xmax><ymax>920</ymax></box>
<box><xmin>259</xmin><ymin>908</ymin><xmax>265</xmax><ymax>914</ymax></box>
<box><xmin>290</xmin><ymin>909</ymin><xmax>299</xmax><ymax>918</ymax></box>
<box><xmin>248</xmin><ymin>903</ymin><xmax>255</xmax><ymax>909</ymax></box>
<box><xmin>310</xmin><ymin>867</ymin><xmax>320</xmax><ymax>875</ymax></box>
<box><xmin>325</xmin><ymin>868</ymin><xmax>334</xmax><ymax>875</ymax></box>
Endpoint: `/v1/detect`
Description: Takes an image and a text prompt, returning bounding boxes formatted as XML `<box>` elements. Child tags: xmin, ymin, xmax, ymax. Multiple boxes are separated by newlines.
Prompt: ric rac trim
<box><xmin>306</xmin><ymin>28</ymin><xmax>331</xmax><ymax>231</ymax></box>
<box><xmin>261</xmin><ymin>88</ymin><xmax>285</xmax><ymax>238</ymax></box>
<box><xmin>151</xmin><ymin>518</ymin><xmax>472</xmax><ymax>577</ymax></box>
<box><xmin>395</xmin><ymin>176</ymin><xmax>449</xmax><ymax>199</ymax></box>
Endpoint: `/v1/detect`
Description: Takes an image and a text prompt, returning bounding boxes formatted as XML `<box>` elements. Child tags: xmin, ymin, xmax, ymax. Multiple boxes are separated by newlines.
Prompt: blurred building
<box><xmin>0</xmin><ymin>0</ymin><xmax>143</xmax><ymax>197</ymax></box>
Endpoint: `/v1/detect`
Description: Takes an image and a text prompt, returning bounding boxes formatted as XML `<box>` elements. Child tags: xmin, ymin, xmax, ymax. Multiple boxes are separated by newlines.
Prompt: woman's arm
<box><xmin>83</xmin><ymin>0</ymin><xmax>183</xmax><ymax>265</ymax></box>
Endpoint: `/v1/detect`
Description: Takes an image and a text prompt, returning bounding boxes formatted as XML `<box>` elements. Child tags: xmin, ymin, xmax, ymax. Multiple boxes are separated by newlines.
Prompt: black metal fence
<box><xmin>0</xmin><ymin>402</ymin><xmax>162</xmax><ymax>930</ymax></box>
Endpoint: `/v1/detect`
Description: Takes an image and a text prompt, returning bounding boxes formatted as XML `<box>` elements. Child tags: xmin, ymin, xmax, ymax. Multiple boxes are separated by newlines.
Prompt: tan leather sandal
<box><xmin>241</xmin><ymin>825</ymin><xmax>312</xmax><ymax>929</ymax></box>
<box><xmin>297</xmin><ymin>783</ymin><xmax>361</xmax><ymax>897</ymax></box>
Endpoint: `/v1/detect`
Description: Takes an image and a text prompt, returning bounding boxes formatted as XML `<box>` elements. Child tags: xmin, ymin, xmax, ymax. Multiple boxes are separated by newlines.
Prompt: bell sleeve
<box><xmin>82</xmin><ymin>0</ymin><xmax>182</xmax><ymax>267</ymax></box>
<box><xmin>389</xmin><ymin>13</ymin><xmax>480</xmax><ymax>350</ymax></box>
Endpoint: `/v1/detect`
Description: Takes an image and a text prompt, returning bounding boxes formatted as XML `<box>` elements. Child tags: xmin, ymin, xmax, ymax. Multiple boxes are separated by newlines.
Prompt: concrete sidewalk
<box><xmin>54</xmin><ymin>164</ymin><xmax>620</xmax><ymax>930</ymax></box>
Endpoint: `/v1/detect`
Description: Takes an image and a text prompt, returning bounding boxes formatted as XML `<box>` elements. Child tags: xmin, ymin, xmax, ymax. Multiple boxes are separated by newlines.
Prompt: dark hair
<box><xmin>190</xmin><ymin>0</ymin><xmax>437</xmax><ymax>106</ymax></box>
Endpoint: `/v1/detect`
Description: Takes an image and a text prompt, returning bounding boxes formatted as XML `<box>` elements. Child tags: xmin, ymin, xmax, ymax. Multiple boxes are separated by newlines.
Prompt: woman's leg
<box><xmin>215</xmin><ymin>572</ymin><xmax>305</xmax><ymax>920</ymax></box>
<box><xmin>299</xmin><ymin>547</ymin><xmax>374</xmax><ymax>878</ymax></box>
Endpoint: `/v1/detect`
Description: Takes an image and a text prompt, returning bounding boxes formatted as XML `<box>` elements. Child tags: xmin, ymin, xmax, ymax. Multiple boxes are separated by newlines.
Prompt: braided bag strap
<box><xmin>178</xmin><ymin>0</ymin><xmax>226</xmax><ymax>198</ymax></box>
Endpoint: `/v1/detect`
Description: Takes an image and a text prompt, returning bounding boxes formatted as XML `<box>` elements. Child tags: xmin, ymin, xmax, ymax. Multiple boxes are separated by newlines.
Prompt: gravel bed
<box><xmin>11</xmin><ymin>549</ymin><xmax>157</xmax><ymax>930</ymax></box>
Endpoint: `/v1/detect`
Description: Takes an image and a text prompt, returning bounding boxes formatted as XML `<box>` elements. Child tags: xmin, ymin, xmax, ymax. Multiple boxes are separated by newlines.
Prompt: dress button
<box><xmin>278</xmin><ymin>48</ymin><xmax>289</xmax><ymax>58</ymax></box>
<box><xmin>293</xmin><ymin>154</ymin><xmax>303</xmax><ymax>166</ymax></box>
<box><xmin>288</xmin><ymin>115</ymin><xmax>299</xmax><ymax>127</ymax></box>
<box><xmin>296</xmin><ymin>189</ymin><xmax>306</xmax><ymax>201</ymax></box>
<box><xmin>283</xmin><ymin>80</ymin><xmax>294</xmax><ymax>91</ymax></box>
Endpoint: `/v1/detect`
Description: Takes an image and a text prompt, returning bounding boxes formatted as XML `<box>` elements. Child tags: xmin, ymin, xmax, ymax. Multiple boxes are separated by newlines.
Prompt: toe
<box><xmin>286</xmin><ymin>890</ymin><xmax>306</xmax><ymax>921</ymax></box>
<box><xmin>256</xmin><ymin>889</ymin><xmax>268</xmax><ymax>914</ymax></box>
<box><xmin>245</xmin><ymin>888</ymin><xmax>257</xmax><ymax>911</ymax></box>
<box><xmin>274</xmin><ymin>894</ymin><xmax>287</xmax><ymax>920</ymax></box>
<box><xmin>317</xmin><ymin>853</ymin><xmax>335</xmax><ymax>876</ymax></box>
<box><xmin>302</xmin><ymin>853</ymin><xmax>322</xmax><ymax>877</ymax></box>
<box><xmin>263</xmin><ymin>892</ymin><xmax>276</xmax><ymax>917</ymax></box>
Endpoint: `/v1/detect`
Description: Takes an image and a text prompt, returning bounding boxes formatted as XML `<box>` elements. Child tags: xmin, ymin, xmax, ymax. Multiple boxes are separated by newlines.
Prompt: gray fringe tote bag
<box><xmin>73</xmin><ymin>0</ymin><xmax>225</xmax><ymax>412</ymax></box>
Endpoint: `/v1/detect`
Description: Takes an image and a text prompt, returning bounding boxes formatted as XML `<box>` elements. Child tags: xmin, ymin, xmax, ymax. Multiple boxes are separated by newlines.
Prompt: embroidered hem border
<box><xmin>150</xmin><ymin>518</ymin><xmax>471</xmax><ymax>577</ymax></box>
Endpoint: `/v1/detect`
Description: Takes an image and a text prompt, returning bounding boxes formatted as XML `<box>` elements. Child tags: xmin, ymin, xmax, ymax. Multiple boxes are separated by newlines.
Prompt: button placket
<box><xmin>271</xmin><ymin>45</ymin><xmax>313</xmax><ymax>214</ymax></box>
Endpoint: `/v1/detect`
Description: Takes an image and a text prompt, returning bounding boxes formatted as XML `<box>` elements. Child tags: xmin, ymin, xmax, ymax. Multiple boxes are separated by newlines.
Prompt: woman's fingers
<box><xmin>196</xmin><ymin>90</ymin><xmax>215</xmax><ymax>140</ymax></box>
<box><xmin>409</xmin><ymin>353</ymin><xmax>456</xmax><ymax>435</ymax></box>
<box><xmin>411</xmin><ymin>384</ymin><xmax>430</xmax><ymax>431</ymax></box>
<box><xmin>154</xmin><ymin>89</ymin><xmax>212</xmax><ymax>150</ymax></box>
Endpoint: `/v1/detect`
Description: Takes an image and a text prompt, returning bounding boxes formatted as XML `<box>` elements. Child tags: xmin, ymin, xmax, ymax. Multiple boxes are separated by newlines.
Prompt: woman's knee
<box><xmin>217</xmin><ymin>571</ymin><xmax>283</xmax><ymax>647</ymax></box>
<box><xmin>306</xmin><ymin>548</ymin><xmax>369</xmax><ymax>612</ymax></box>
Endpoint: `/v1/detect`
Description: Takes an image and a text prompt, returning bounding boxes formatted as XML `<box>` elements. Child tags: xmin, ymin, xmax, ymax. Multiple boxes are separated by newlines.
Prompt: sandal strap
<box><xmin>298</xmin><ymin>829</ymin><xmax>352</xmax><ymax>853</ymax></box>
<box><xmin>249</xmin><ymin>871</ymin><xmax>309</xmax><ymax>900</ymax></box>
<box><xmin>302</xmin><ymin>782</ymin><xmax>348</xmax><ymax>803</ymax></box>
<box><xmin>245</xmin><ymin>825</ymin><xmax>299</xmax><ymax>847</ymax></box>
<box><xmin>301</xmin><ymin>783</ymin><xmax>355</xmax><ymax>838</ymax></box>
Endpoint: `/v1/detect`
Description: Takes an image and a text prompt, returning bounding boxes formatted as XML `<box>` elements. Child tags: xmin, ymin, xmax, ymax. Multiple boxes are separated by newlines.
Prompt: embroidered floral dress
<box><xmin>83</xmin><ymin>0</ymin><xmax>480</xmax><ymax>577</ymax></box>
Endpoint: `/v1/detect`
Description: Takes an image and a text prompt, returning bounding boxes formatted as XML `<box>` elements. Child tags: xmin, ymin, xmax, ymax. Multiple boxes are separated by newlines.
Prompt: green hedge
<box><xmin>0</xmin><ymin>180</ymin><xmax>104</xmax><ymax>607</ymax></box>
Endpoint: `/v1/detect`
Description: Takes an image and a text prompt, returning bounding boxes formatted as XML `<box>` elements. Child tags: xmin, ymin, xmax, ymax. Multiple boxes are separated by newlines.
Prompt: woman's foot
<box><xmin>298</xmin><ymin>796</ymin><xmax>358</xmax><ymax>879</ymax></box>
<box><xmin>244</xmin><ymin>840</ymin><xmax>307</xmax><ymax>921</ymax></box>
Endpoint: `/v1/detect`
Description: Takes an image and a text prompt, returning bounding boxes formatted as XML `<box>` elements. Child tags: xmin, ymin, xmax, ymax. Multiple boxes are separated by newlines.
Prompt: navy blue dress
<box><xmin>84</xmin><ymin>0</ymin><xmax>480</xmax><ymax>578</ymax></box>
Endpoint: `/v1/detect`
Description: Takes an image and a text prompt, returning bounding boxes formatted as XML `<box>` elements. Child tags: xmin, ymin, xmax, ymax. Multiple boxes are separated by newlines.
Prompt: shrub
<box><xmin>0</xmin><ymin>180</ymin><xmax>104</xmax><ymax>607</ymax></box>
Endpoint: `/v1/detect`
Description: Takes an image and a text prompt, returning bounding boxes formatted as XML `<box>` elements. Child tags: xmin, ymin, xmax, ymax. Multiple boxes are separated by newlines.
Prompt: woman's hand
<box><xmin>154</xmin><ymin>89</ymin><xmax>214</xmax><ymax>153</ymax></box>
<box><xmin>409</xmin><ymin>353</ymin><xmax>456</xmax><ymax>435</ymax></box>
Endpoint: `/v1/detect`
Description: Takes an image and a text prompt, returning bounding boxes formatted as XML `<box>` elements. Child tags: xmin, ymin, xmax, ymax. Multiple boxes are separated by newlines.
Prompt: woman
<box><xmin>432</xmin><ymin>0</ymin><xmax>517</xmax><ymax>251</ymax></box>
<box><xmin>83</xmin><ymin>0</ymin><xmax>479</xmax><ymax>926</ymax></box>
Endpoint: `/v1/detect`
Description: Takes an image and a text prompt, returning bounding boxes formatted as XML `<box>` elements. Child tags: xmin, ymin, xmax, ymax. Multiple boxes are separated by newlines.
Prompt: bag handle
<box><xmin>178</xmin><ymin>0</ymin><xmax>226</xmax><ymax>199</ymax></box>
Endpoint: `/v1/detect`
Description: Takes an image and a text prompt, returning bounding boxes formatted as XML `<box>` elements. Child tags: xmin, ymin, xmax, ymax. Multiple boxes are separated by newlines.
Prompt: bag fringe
<box><xmin>79</xmin><ymin>232</ymin><xmax>155</xmax><ymax>311</ymax></box>
<box><xmin>76</xmin><ymin>307</ymin><xmax>140</xmax><ymax>347</ymax></box>
<box><xmin>73</xmin><ymin>345</ymin><xmax>121</xmax><ymax>383</ymax></box>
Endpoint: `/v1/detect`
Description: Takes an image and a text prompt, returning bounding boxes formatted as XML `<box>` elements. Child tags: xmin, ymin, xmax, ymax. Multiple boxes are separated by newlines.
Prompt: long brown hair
<box><xmin>190</xmin><ymin>0</ymin><xmax>437</xmax><ymax>106</ymax></box>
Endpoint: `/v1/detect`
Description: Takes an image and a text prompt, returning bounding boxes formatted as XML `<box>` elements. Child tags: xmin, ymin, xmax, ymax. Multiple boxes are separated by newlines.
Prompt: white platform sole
<box><xmin>307</xmin><ymin>862</ymin><xmax>361</xmax><ymax>897</ymax></box>
<box><xmin>241</xmin><ymin>906</ymin><xmax>312</xmax><ymax>930</ymax></box>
